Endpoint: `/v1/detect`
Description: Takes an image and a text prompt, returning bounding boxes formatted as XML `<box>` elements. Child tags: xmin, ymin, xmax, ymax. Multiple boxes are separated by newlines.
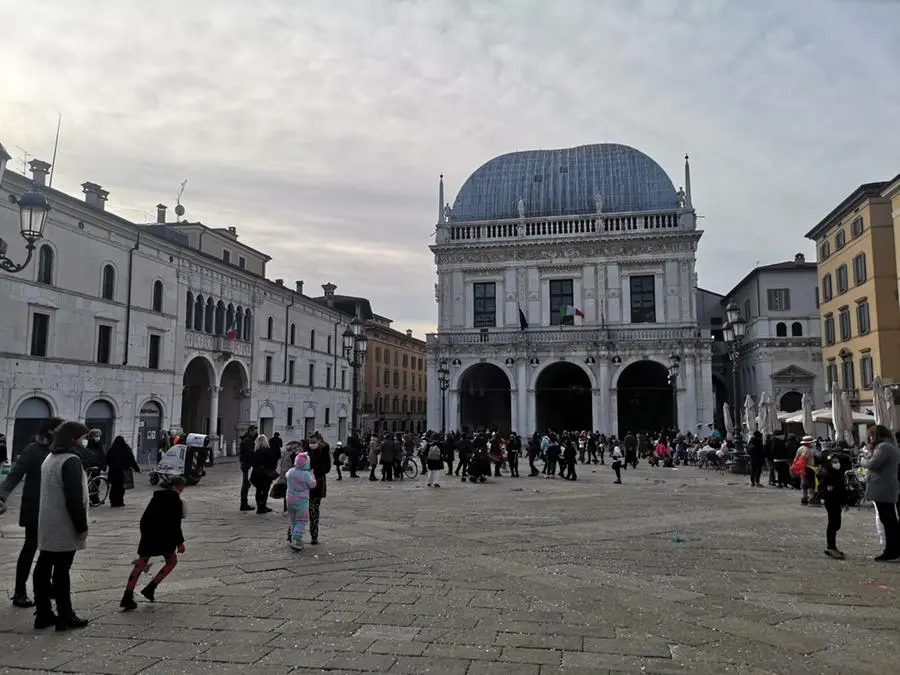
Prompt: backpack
<box><xmin>790</xmin><ymin>455</ymin><xmax>807</xmax><ymax>477</ymax></box>
<box><xmin>427</xmin><ymin>444</ymin><xmax>442</xmax><ymax>462</ymax></box>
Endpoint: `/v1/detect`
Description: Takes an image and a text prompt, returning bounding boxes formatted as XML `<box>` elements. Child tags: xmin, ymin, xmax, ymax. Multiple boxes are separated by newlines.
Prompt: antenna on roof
<box><xmin>175</xmin><ymin>179</ymin><xmax>188</xmax><ymax>221</ymax></box>
<box><xmin>14</xmin><ymin>145</ymin><xmax>29</xmax><ymax>173</ymax></box>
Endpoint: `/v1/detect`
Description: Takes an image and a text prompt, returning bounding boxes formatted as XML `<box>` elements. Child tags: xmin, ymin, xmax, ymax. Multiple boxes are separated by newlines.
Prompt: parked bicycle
<box><xmin>87</xmin><ymin>471</ymin><xmax>110</xmax><ymax>506</ymax></box>
<box><xmin>401</xmin><ymin>455</ymin><xmax>419</xmax><ymax>479</ymax></box>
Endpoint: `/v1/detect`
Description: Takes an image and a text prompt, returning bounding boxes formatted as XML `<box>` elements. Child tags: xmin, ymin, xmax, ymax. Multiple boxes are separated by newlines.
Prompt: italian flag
<box><xmin>560</xmin><ymin>305</ymin><xmax>585</xmax><ymax>320</ymax></box>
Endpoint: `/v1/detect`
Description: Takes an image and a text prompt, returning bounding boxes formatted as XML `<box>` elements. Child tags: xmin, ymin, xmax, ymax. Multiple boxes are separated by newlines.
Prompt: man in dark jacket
<box><xmin>238</xmin><ymin>426</ymin><xmax>258</xmax><ymax>511</ymax></box>
<box><xmin>747</xmin><ymin>431</ymin><xmax>766</xmax><ymax>487</ymax></box>
<box><xmin>0</xmin><ymin>417</ymin><xmax>62</xmax><ymax>608</ymax></box>
<box><xmin>307</xmin><ymin>432</ymin><xmax>332</xmax><ymax>545</ymax></box>
<box><xmin>455</xmin><ymin>433</ymin><xmax>472</xmax><ymax>478</ymax></box>
<box><xmin>346</xmin><ymin>432</ymin><xmax>362</xmax><ymax>478</ymax></box>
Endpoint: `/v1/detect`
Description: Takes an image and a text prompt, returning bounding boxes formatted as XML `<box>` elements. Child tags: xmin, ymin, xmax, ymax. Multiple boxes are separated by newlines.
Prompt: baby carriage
<box><xmin>148</xmin><ymin>433</ymin><xmax>206</xmax><ymax>486</ymax></box>
<box><xmin>466</xmin><ymin>450</ymin><xmax>491</xmax><ymax>483</ymax></box>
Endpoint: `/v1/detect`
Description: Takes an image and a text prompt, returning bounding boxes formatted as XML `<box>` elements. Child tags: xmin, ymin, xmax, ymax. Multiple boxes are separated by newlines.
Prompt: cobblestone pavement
<box><xmin>2</xmin><ymin>460</ymin><xmax>899</xmax><ymax>674</ymax></box>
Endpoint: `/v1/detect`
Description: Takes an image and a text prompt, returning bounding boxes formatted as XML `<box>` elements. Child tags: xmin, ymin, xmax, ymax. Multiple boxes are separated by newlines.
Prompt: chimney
<box><xmin>28</xmin><ymin>159</ymin><xmax>51</xmax><ymax>186</ymax></box>
<box><xmin>82</xmin><ymin>182</ymin><xmax>107</xmax><ymax>210</ymax></box>
<box><xmin>156</xmin><ymin>204</ymin><xmax>167</xmax><ymax>223</ymax></box>
<box><xmin>794</xmin><ymin>253</ymin><xmax>805</xmax><ymax>263</ymax></box>
<box><xmin>228</xmin><ymin>226</ymin><xmax>237</xmax><ymax>236</ymax></box>
<box><xmin>406</xmin><ymin>329</ymin><xmax>413</xmax><ymax>338</ymax></box>
<box><xmin>322</xmin><ymin>282</ymin><xmax>337</xmax><ymax>307</ymax></box>
<box><xmin>275</xmin><ymin>279</ymin><xmax>284</xmax><ymax>286</ymax></box>
<box><xmin>295</xmin><ymin>280</ymin><xmax>304</xmax><ymax>294</ymax></box>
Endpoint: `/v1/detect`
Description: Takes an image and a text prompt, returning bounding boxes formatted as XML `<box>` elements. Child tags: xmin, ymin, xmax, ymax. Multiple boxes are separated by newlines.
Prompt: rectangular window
<box><xmin>838</xmin><ymin>309</ymin><xmax>851</xmax><ymax>341</ymax></box>
<box><xmin>309</xmin><ymin>363</ymin><xmax>315</xmax><ymax>387</ymax></box>
<box><xmin>403</xmin><ymin>372</ymin><xmax>407</xmax><ymax>388</ymax></box>
<box><xmin>856</xmin><ymin>301</ymin><xmax>871</xmax><ymax>335</ymax></box>
<box><xmin>842</xmin><ymin>358</ymin><xmax>855</xmax><ymax>390</ymax></box>
<box><xmin>766</xmin><ymin>288</ymin><xmax>791</xmax><ymax>312</ymax></box>
<box><xmin>341</xmin><ymin>369</ymin><xmax>347</xmax><ymax>389</ymax></box>
<box><xmin>819</xmin><ymin>241</ymin><xmax>830</xmax><ymax>260</ymax></box>
<box><xmin>550</xmin><ymin>279</ymin><xmax>576</xmax><ymax>325</ymax></box>
<box><xmin>96</xmin><ymin>324</ymin><xmax>112</xmax><ymax>364</ymax></box>
<box><xmin>826</xmin><ymin>362</ymin><xmax>838</xmax><ymax>391</ymax></box>
<box><xmin>326</xmin><ymin>366</ymin><xmax>332</xmax><ymax>389</ymax></box>
<box><xmin>851</xmin><ymin>217</ymin><xmax>864</xmax><ymax>237</ymax></box>
<box><xmin>822</xmin><ymin>274</ymin><xmax>833</xmax><ymax>302</ymax></box>
<box><xmin>824</xmin><ymin>315</ymin><xmax>835</xmax><ymax>345</ymax></box>
<box><xmin>473</xmin><ymin>282</ymin><xmax>496</xmax><ymax>328</ymax></box>
<box><xmin>222</xmin><ymin>249</ymin><xmax>231</xmax><ymax>263</ymax></box>
<box><xmin>288</xmin><ymin>359</ymin><xmax>295</xmax><ymax>384</ymax></box>
<box><xmin>375</xmin><ymin>347</ymin><xmax>382</xmax><ymax>362</ymax></box>
<box><xmin>744</xmin><ymin>299</ymin><xmax>751</xmax><ymax>321</ymax></box>
<box><xmin>148</xmin><ymin>334</ymin><xmax>161</xmax><ymax>370</ymax></box>
<box><xmin>852</xmin><ymin>253</ymin><xmax>867</xmax><ymax>285</ymax></box>
<box><xmin>836</xmin><ymin>265</ymin><xmax>848</xmax><ymax>294</ymax></box>
<box><xmin>835</xmin><ymin>229</ymin><xmax>846</xmax><ymax>250</ymax></box>
<box><xmin>264</xmin><ymin>356</ymin><xmax>273</xmax><ymax>382</ymax></box>
<box><xmin>629</xmin><ymin>276</ymin><xmax>656</xmax><ymax>324</ymax></box>
<box><xmin>814</xmin><ymin>286</ymin><xmax>819</xmax><ymax>309</ymax></box>
<box><xmin>325</xmin><ymin>407</ymin><xmax>331</xmax><ymax>426</ymax></box>
<box><xmin>286</xmin><ymin>407</ymin><xmax>294</xmax><ymax>427</ymax></box>
<box><xmin>860</xmin><ymin>355</ymin><xmax>874</xmax><ymax>389</ymax></box>
<box><xmin>238</xmin><ymin>256</ymin><xmax>246</xmax><ymax>270</ymax></box>
<box><xmin>30</xmin><ymin>312</ymin><xmax>50</xmax><ymax>357</ymax></box>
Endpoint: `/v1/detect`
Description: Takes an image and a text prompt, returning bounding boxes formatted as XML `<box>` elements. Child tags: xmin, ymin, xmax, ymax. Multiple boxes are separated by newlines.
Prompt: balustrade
<box><xmin>426</xmin><ymin>325</ymin><xmax>704</xmax><ymax>347</ymax></box>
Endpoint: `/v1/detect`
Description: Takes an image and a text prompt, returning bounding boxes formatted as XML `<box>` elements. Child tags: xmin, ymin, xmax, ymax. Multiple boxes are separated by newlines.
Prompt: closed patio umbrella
<box><xmin>872</xmin><ymin>376</ymin><xmax>890</xmax><ymax>428</ymax></box>
<box><xmin>801</xmin><ymin>393</ymin><xmax>814</xmax><ymax>436</ymax></box>
<box><xmin>841</xmin><ymin>391</ymin><xmax>855</xmax><ymax>446</ymax></box>
<box><xmin>723</xmin><ymin>402</ymin><xmax>735</xmax><ymax>441</ymax></box>
<box><xmin>743</xmin><ymin>394</ymin><xmax>757</xmax><ymax>441</ymax></box>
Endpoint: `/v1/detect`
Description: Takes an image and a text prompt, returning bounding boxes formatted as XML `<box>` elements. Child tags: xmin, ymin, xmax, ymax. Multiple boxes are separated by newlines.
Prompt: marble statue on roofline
<box><xmin>517</xmin><ymin>197</ymin><xmax>526</xmax><ymax>219</ymax></box>
<box><xmin>594</xmin><ymin>191</ymin><xmax>604</xmax><ymax>215</ymax></box>
<box><xmin>443</xmin><ymin>202</ymin><xmax>452</xmax><ymax>221</ymax></box>
<box><xmin>676</xmin><ymin>187</ymin><xmax>686</xmax><ymax>208</ymax></box>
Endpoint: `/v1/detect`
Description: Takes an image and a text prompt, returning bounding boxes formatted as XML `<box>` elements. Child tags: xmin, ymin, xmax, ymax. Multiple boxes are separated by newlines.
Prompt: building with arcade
<box><xmin>426</xmin><ymin>143</ymin><xmax>715</xmax><ymax>436</ymax></box>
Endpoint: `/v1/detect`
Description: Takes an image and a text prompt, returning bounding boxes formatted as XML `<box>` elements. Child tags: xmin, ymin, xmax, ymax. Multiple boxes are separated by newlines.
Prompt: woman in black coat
<box><xmin>307</xmin><ymin>432</ymin><xmax>332</xmax><ymax>545</ymax></box>
<box><xmin>250</xmin><ymin>435</ymin><xmax>279</xmax><ymax>514</ymax></box>
<box><xmin>106</xmin><ymin>436</ymin><xmax>140</xmax><ymax>508</ymax></box>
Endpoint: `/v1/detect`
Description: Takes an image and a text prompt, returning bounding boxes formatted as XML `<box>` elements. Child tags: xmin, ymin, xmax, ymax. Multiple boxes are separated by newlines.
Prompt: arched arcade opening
<box><xmin>616</xmin><ymin>360</ymin><xmax>673</xmax><ymax>437</ymax></box>
<box><xmin>458</xmin><ymin>363</ymin><xmax>511</xmax><ymax>433</ymax></box>
<box><xmin>12</xmin><ymin>397</ymin><xmax>54</xmax><ymax>461</ymax></box>
<box><xmin>535</xmin><ymin>362</ymin><xmax>592</xmax><ymax>433</ymax></box>
<box><xmin>181</xmin><ymin>357</ymin><xmax>214</xmax><ymax>434</ymax></box>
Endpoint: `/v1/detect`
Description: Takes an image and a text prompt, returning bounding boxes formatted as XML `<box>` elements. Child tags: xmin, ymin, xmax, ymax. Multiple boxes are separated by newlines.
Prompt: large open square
<box><xmin>1</xmin><ymin>461</ymin><xmax>899</xmax><ymax>675</ymax></box>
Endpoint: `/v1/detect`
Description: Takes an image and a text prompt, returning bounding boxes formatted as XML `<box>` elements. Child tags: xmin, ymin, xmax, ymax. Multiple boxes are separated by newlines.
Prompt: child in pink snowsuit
<box><xmin>286</xmin><ymin>452</ymin><xmax>317</xmax><ymax>550</ymax></box>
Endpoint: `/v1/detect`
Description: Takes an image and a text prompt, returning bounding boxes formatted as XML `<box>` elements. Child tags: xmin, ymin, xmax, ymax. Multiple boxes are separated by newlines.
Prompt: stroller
<box><xmin>466</xmin><ymin>449</ymin><xmax>491</xmax><ymax>483</ymax></box>
<box><xmin>148</xmin><ymin>433</ymin><xmax>206</xmax><ymax>486</ymax></box>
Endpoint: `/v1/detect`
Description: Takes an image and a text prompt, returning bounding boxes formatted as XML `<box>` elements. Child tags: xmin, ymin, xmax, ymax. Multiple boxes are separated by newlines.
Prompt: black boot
<box><xmin>141</xmin><ymin>581</ymin><xmax>158</xmax><ymax>602</ymax></box>
<box><xmin>12</xmin><ymin>593</ymin><xmax>34</xmax><ymax>608</ymax></box>
<box><xmin>34</xmin><ymin>611</ymin><xmax>57</xmax><ymax>629</ymax></box>
<box><xmin>56</xmin><ymin>615</ymin><xmax>89</xmax><ymax>632</ymax></box>
<box><xmin>120</xmin><ymin>590</ymin><xmax>137</xmax><ymax>611</ymax></box>
<box><xmin>240</xmin><ymin>503</ymin><xmax>254</xmax><ymax>511</ymax></box>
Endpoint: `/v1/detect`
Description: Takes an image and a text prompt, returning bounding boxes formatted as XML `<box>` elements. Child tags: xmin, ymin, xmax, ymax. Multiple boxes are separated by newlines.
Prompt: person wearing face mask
<box><xmin>306</xmin><ymin>432</ymin><xmax>332</xmax><ymax>546</ymax></box>
<box><xmin>817</xmin><ymin>449</ymin><xmax>851</xmax><ymax>559</ymax></box>
<box><xmin>75</xmin><ymin>429</ymin><xmax>106</xmax><ymax>507</ymax></box>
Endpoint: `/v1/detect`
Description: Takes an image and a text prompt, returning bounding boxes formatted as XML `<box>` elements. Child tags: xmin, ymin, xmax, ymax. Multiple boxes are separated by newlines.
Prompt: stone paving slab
<box><xmin>2</xmin><ymin>463</ymin><xmax>900</xmax><ymax>674</ymax></box>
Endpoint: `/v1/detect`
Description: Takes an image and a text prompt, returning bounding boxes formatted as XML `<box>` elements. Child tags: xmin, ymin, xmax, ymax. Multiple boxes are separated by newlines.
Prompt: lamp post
<box><xmin>667</xmin><ymin>354</ymin><xmax>681</xmax><ymax>433</ymax></box>
<box><xmin>1</xmin><ymin>184</ymin><xmax>51</xmax><ymax>274</ymax></box>
<box><xmin>342</xmin><ymin>316</ymin><xmax>368</xmax><ymax>437</ymax></box>
<box><xmin>438</xmin><ymin>359</ymin><xmax>450</xmax><ymax>432</ymax></box>
<box><xmin>723</xmin><ymin>301</ymin><xmax>747</xmax><ymax>444</ymax></box>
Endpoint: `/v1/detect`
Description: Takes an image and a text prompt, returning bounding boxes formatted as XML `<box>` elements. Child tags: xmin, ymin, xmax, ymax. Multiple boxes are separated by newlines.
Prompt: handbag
<box><xmin>270</xmin><ymin>481</ymin><xmax>286</xmax><ymax>499</ymax></box>
<box><xmin>123</xmin><ymin>468</ymin><xmax>135</xmax><ymax>490</ymax></box>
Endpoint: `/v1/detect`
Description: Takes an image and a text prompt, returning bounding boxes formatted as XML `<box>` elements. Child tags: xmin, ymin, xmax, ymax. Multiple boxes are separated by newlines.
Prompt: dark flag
<box><xmin>518</xmin><ymin>305</ymin><xmax>529</xmax><ymax>331</ymax></box>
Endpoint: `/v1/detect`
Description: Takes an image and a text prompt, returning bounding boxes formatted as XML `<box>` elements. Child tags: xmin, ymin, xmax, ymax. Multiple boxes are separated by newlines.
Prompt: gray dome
<box><xmin>449</xmin><ymin>143</ymin><xmax>678</xmax><ymax>222</ymax></box>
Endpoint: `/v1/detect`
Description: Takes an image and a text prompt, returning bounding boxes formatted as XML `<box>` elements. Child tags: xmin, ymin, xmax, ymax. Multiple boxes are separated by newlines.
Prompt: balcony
<box><xmin>426</xmin><ymin>325</ymin><xmax>706</xmax><ymax>347</ymax></box>
<box><xmin>185</xmin><ymin>329</ymin><xmax>252</xmax><ymax>358</ymax></box>
<box><xmin>440</xmin><ymin>208</ymin><xmax>692</xmax><ymax>245</ymax></box>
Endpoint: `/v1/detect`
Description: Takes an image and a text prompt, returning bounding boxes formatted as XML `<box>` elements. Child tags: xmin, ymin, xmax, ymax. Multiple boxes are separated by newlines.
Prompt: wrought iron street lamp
<box><xmin>723</xmin><ymin>301</ymin><xmax>747</xmax><ymax>444</ymax></box>
<box><xmin>2</xmin><ymin>184</ymin><xmax>51</xmax><ymax>274</ymax></box>
<box><xmin>342</xmin><ymin>316</ymin><xmax>368</xmax><ymax>437</ymax></box>
<box><xmin>667</xmin><ymin>354</ymin><xmax>681</xmax><ymax>432</ymax></box>
<box><xmin>438</xmin><ymin>359</ymin><xmax>450</xmax><ymax>432</ymax></box>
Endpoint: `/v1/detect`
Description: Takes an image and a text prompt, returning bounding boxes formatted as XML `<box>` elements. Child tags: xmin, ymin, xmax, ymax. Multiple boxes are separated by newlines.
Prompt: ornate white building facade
<box><xmin>426</xmin><ymin>143</ymin><xmax>715</xmax><ymax>436</ymax></box>
<box><xmin>0</xmin><ymin>156</ymin><xmax>357</xmax><ymax>461</ymax></box>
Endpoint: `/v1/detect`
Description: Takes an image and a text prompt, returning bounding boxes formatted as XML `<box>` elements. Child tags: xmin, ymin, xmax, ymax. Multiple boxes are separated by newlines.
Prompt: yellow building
<box><xmin>806</xmin><ymin>181</ymin><xmax>900</xmax><ymax>407</ymax></box>
<box><xmin>884</xmin><ymin>173</ymin><xmax>900</xmax><ymax>313</ymax></box>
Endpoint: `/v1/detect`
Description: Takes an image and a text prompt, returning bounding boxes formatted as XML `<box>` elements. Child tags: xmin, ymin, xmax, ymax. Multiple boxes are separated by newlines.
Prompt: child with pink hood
<box><xmin>286</xmin><ymin>452</ymin><xmax>317</xmax><ymax>551</ymax></box>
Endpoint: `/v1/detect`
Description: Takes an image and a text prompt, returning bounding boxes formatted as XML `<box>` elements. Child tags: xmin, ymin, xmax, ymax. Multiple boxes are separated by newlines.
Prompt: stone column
<box><xmin>528</xmin><ymin>387</ymin><xmax>537</xmax><ymax>434</ymax></box>
<box><xmin>597</xmin><ymin>360</ymin><xmax>610</xmax><ymax>432</ymax></box>
<box><xmin>516</xmin><ymin>362</ymin><xmax>529</xmax><ymax>434</ymax></box>
<box><xmin>447</xmin><ymin>388</ymin><xmax>459</xmax><ymax>431</ymax></box>
<box><xmin>208</xmin><ymin>386</ymin><xmax>222</xmax><ymax>456</ymax></box>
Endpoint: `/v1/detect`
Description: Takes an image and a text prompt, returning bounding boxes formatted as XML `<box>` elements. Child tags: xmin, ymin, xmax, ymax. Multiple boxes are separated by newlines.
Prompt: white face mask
<box><xmin>80</xmin><ymin>438</ymin><xmax>89</xmax><ymax>448</ymax></box>
<box><xmin>831</xmin><ymin>460</ymin><xmax>841</xmax><ymax>470</ymax></box>
<box><xmin>309</xmin><ymin>442</ymin><xmax>319</xmax><ymax>449</ymax></box>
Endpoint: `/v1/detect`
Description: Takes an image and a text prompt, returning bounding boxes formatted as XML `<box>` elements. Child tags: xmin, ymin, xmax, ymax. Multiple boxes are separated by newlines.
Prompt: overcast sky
<box><xmin>3</xmin><ymin>0</ymin><xmax>899</xmax><ymax>337</ymax></box>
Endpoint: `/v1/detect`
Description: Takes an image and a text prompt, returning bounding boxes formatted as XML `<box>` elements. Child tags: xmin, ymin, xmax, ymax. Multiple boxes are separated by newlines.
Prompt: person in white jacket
<box><xmin>611</xmin><ymin>444</ymin><xmax>623</xmax><ymax>484</ymax></box>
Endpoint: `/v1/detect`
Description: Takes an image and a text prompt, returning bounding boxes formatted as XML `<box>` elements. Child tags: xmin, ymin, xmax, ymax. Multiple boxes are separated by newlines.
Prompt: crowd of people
<box><xmin>0</xmin><ymin>417</ymin><xmax>897</xmax><ymax>634</ymax></box>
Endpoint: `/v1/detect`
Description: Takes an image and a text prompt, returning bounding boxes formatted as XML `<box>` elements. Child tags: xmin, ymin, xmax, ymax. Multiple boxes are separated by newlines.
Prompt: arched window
<box><xmin>215</xmin><ymin>301</ymin><xmax>226</xmax><ymax>335</ymax></box>
<box><xmin>235</xmin><ymin>307</ymin><xmax>244</xmax><ymax>339</ymax></box>
<box><xmin>193</xmin><ymin>295</ymin><xmax>204</xmax><ymax>331</ymax></box>
<box><xmin>37</xmin><ymin>245</ymin><xmax>54</xmax><ymax>285</ymax></box>
<box><xmin>327</xmin><ymin>335</ymin><xmax>332</xmax><ymax>354</ymax></box>
<box><xmin>226</xmin><ymin>304</ymin><xmax>235</xmax><ymax>335</ymax></box>
<box><xmin>402</xmin><ymin>396</ymin><xmax>408</xmax><ymax>413</ymax></box>
<box><xmin>152</xmin><ymin>280</ymin><xmax>164</xmax><ymax>312</ymax></box>
<box><xmin>393</xmin><ymin>372</ymin><xmax>400</xmax><ymax>388</ymax></box>
<box><xmin>101</xmin><ymin>264</ymin><xmax>115</xmax><ymax>300</ymax></box>
<box><xmin>384</xmin><ymin>349</ymin><xmax>391</xmax><ymax>364</ymax></box>
<box><xmin>310</xmin><ymin>329</ymin><xmax>316</xmax><ymax>350</ymax></box>
<box><xmin>791</xmin><ymin>321</ymin><xmax>803</xmax><ymax>337</ymax></box>
<box><xmin>775</xmin><ymin>322</ymin><xmax>787</xmax><ymax>337</ymax></box>
<box><xmin>266</xmin><ymin>316</ymin><xmax>274</xmax><ymax>340</ymax></box>
<box><xmin>289</xmin><ymin>323</ymin><xmax>296</xmax><ymax>345</ymax></box>
<box><xmin>243</xmin><ymin>310</ymin><xmax>253</xmax><ymax>341</ymax></box>
<box><xmin>392</xmin><ymin>397</ymin><xmax>399</xmax><ymax>413</ymax></box>
<box><xmin>204</xmin><ymin>297</ymin><xmax>215</xmax><ymax>333</ymax></box>
<box><xmin>185</xmin><ymin>292</ymin><xmax>194</xmax><ymax>329</ymax></box>
<box><xmin>375</xmin><ymin>395</ymin><xmax>382</xmax><ymax>414</ymax></box>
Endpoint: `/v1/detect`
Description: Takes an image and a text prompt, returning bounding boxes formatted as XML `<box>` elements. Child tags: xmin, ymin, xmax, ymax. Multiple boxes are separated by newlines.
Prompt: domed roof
<box><xmin>449</xmin><ymin>143</ymin><xmax>677</xmax><ymax>222</ymax></box>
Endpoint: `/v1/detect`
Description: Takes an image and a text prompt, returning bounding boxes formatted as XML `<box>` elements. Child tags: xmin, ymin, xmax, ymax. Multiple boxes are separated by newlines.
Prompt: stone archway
<box><xmin>458</xmin><ymin>363</ymin><xmax>512</xmax><ymax>433</ymax></box>
<box><xmin>181</xmin><ymin>356</ymin><xmax>214</xmax><ymax>434</ymax></box>
<box><xmin>616</xmin><ymin>360</ymin><xmax>672</xmax><ymax>437</ymax></box>
<box><xmin>535</xmin><ymin>362</ymin><xmax>592</xmax><ymax>432</ymax></box>
<box><xmin>220</xmin><ymin>360</ymin><xmax>251</xmax><ymax>445</ymax></box>
<box><xmin>85</xmin><ymin>399</ymin><xmax>116</xmax><ymax>445</ymax></box>
<box><xmin>12</xmin><ymin>397</ymin><xmax>54</xmax><ymax>461</ymax></box>
<box><xmin>779</xmin><ymin>391</ymin><xmax>803</xmax><ymax>413</ymax></box>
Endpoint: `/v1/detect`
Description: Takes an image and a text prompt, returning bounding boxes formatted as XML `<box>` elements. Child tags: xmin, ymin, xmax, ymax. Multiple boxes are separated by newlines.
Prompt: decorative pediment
<box><xmin>771</xmin><ymin>365</ymin><xmax>817</xmax><ymax>381</ymax></box>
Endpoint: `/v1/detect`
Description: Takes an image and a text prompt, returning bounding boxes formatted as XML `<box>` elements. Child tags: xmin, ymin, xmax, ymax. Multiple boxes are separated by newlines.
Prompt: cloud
<box><xmin>2</xmin><ymin>0</ymin><xmax>900</xmax><ymax>335</ymax></box>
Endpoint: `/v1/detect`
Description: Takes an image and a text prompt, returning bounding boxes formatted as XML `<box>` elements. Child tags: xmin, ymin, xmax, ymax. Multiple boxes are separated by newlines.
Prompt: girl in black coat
<box><xmin>106</xmin><ymin>436</ymin><xmax>140</xmax><ymax>508</ymax></box>
<box><xmin>120</xmin><ymin>476</ymin><xmax>186</xmax><ymax>610</ymax></box>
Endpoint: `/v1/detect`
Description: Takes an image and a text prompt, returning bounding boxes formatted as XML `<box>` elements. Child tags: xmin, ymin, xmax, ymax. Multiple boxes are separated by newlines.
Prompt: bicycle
<box><xmin>401</xmin><ymin>456</ymin><xmax>419</xmax><ymax>480</ymax></box>
<box><xmin>87</xmin><ymin>471</ymin><xmax>110</xmax><ymax>506</ymax></box>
